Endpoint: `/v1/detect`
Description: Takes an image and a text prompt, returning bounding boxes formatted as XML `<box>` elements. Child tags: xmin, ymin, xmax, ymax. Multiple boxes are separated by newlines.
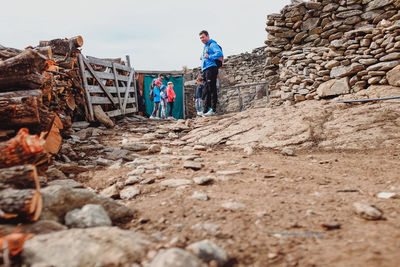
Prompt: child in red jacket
<box><xmin>166</xmin><ymin>82</ymin><xmax>176</xmax><ymax>119</ymax></box>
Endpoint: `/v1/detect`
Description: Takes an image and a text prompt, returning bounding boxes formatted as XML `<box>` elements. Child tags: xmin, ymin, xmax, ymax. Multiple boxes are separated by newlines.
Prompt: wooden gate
<box><xmin>78</xmin><ymin>54</ymin><xmax>138</xmax><ymax>121</ymax></box>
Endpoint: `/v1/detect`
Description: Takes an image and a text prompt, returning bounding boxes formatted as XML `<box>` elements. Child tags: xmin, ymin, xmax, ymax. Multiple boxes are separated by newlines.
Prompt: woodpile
<box><xmin>0</xmin><ymin>36</ymin><xmax>86</xmax><ymax>230</ymax></box>
<box><xmin>0</xmin><ymin>35</ymin><xmax>86</xmax><ymax>142</ymax></box>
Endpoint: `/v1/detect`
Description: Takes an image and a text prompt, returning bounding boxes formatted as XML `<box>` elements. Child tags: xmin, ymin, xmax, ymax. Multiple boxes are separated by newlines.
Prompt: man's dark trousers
<box><xmin>202</xmin><ymin>66</ymin><xmax>218</xmax><ymax>112</ymax></box>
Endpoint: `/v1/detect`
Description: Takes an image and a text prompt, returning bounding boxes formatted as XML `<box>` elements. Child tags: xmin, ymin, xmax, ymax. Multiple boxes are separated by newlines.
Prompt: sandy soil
<box><xmin>75</xmin><ymin>110</ymin><xmax>400</xmax><ymax>266</ymax></box>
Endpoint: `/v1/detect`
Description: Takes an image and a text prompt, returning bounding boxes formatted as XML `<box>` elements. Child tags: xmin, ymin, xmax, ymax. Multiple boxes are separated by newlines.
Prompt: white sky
<box><xmin>1</xmin><ymin>0</ymin><xmax>290</xmax><ymax>71</ymax></box>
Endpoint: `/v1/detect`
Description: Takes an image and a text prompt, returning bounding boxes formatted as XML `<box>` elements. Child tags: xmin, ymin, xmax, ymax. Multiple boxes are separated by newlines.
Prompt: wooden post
<box><xmin>112</xmin><ymin>63</ymin><xmax>123</xmax><ymax>111</ymax></box>
<box><xmin>78</xmin><ymin>54</ymin><xmax>94</xmax><ymax>121</ymax></box>
<box><xmin>122</xmin><ymin>70</ymin><xmax>134</xmax><ymax>114</ymax></box>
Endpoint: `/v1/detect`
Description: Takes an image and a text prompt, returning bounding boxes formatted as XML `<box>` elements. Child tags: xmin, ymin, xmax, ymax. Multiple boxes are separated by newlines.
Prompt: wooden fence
<box><xmin>78</xmin><ymin>55</ymin><xmax>138</xmax><ymax>121</ymax></box>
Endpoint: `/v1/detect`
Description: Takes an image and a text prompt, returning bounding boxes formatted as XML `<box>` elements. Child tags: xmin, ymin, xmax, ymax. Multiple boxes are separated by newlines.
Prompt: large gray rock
<box><xmin>330</xmin><ymin>63</ymin><xmax>364</xmax><ymax>78</ymax></box>
<box><xmin>120</xmin><ymin>186</ymin><xmax>140</xmax><ymax>200</ymax></box>
<box><xmin>65</xmin><ymin>204</ymin><xmax>112</xmax><ymax>228</ymax></box>
<box><xmin>183</xmin><ymin>161</ymin><xmax>203</xmax><ymax>170</ymax></box>
<box><xmin>150</xmin><ymin>248</ymin><xmax>206</xmax><ymax>267</ymax></box>
<box><xmin>186</xmin><ymin>240</ymin><xmax>228</xmax><ymax>267</ymax></box>
<box><xmin>387</xmin><ymin>65</ymin><xmax>400</xmax><ymax>86</ymax></box>
<box><xmin>317</xmin><ymin>78</ymin><xmax>350</xmax><ymax>97</ymax></box>
<box><xmin>23</xmin><ymin>227</ymin><xmax>151</xmax><ymax>267</ymax></box>
<box><xmin>40</xmin><ymin>185</ymin><xmax>134</xmax><ymax>223</ymax></box>
<box><xmin>122</xmin><ymin>143</ymin><xmax>150</xmax><ymax>151</ymax></box>
<box><xmin>365</xmin><ymin>0</ymin><xmax>394</xmax><ymax>11</ymax></box>
<box><xmin>302</xmin><ymin>18</ymin><xmax>320</xmax><ymax>31</ymax></box>
<box><xmin>367</xmin><ymin>60</ymin><xmax>400</xmax><ymax>71</ymax></box>
<box><xmin>379</xmin><ymin>52</ymin><xmax>400</xmax><ymax>62</ymax></box>
<box><xmin>105</xmin><ymin>147</ymin><xmax>130</xmax><ymax>160</ymax></box>
<box><xmin>100</xmin><ymin>184</ymin><xmax>120</xmax><ymax>198</ymax></box>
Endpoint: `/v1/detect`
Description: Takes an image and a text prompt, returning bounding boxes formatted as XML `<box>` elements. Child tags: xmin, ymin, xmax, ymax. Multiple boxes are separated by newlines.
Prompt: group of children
<box><xmin>150</xmin><ymin>79</ymin><xmax>176</xmax><ymax>120</ymax></box>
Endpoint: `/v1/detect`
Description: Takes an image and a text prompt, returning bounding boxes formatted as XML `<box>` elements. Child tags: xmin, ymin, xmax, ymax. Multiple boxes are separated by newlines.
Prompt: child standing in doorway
<box><xmin>166</xmin><ymin>82</ymin><xmax>176</xmax><ymax>119</ymax></box>
<box><xmin>194</xmin><ymin>77</ymin><xmax>205</xmax><ymax>116</ymax></box>
<box><xmin>160</xmin><ymin>83</ymin><xmax>168</xmax><ymax>119</ymax></box>
<box><xmin>150</xmin><ymin>80</ymin><xmax>162</xmax><ymax>119</ymax></box>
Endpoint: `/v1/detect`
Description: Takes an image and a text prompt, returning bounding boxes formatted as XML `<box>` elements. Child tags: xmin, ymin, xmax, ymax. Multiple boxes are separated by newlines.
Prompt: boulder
<box><xmin>122</xmin><ymin>143</ymin><xmax>150</xmax><ymax>151</ymax></box>
<box><xmin>365</xmin><ymin>0</ymin><xmax>394</xmax><ymax>11</ymax></box>
<box><xmin>23</xmin><ymin>227</ymin><xmax>151</xmax><ymax>267</ymax></box>
<box><xmin>120</xmin><ymin>186</ymin><xmax>141</xmax><ymax>200</ymax></box>
<box><xmin>317</xmin><ymin>78</ymin><xmax>350</xmax><ymax>97</ymax></box>
<box><xmin>40</xmin><ymin>185</ymin><xmax>134</xmax><ymax>223</ymax></box>
<box><xmin>330</xmin><ymin>63</ymin><xmax>364</xmax><ymax>78</ymax></box>
<box><xmin>150</xmin><ymin>248</ymin><xmax>205</xmax><ymax>267</ymax></box>
<box><xmin>186</xmin><ymin>240</ymin><xmax>228</xmax><ymax>267</ymax></box>
<box><xmin>65</xmin><ymin>204</ymin><xmax>112</xmax><ymax>228</ymax></box>
<box><xmin>386</xmin><ymin>65</ymin><xmax>400</xmax><ymax>86</ymax></box>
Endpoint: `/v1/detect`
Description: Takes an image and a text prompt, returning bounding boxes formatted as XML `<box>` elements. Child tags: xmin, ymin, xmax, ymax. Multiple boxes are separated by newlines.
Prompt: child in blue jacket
<box><xmin>150</xmin><ymin>80</ymin><xmax>162</xmax><ymax>119</ymax></box>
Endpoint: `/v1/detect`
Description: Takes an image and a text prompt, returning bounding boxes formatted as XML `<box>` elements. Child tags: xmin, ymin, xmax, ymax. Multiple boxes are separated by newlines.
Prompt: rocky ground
<box><xmin>13</xmin><ymin>87</ymin><xmax>400</xmax><ymax>266</ymax></box>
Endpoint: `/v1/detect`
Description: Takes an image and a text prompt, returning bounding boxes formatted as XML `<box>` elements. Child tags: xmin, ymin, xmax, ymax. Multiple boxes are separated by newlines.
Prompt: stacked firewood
<box><xmin>0</xmin><ymin>36</ymin><xmax>87</xmax><ymax>140</ymax></box>
<box><xmin>0</xmin><ymin>36</ymin><xmax>87</xmax><ymax>262</ymax></box>
<box><xmin>0</xmin><ymin>36</ymin><xmax>88</xmax><ymax>225</ymax></box>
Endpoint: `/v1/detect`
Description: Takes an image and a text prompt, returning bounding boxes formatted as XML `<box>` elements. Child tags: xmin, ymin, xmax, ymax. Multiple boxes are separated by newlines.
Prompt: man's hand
<box><xmin>204</xmin><ymin>53</ymin><xmax>209</xmax><ymax>59</ymax></box>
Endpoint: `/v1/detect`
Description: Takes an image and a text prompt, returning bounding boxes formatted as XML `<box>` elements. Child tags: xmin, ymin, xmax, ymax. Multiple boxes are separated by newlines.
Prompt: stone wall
<box><xmin>265</xmin><ymin>0</ymin><xmax>400</xmax><ymax>103</ymax></box>
<box><xmin>184</xmin><ymin>47</ymin><xmax>271</xmax><ymax>116</ymax></box>
<box><xmin>184</xmin><ymin>46</ymin><xmax>267</xmax><ymax>86</ymax></box>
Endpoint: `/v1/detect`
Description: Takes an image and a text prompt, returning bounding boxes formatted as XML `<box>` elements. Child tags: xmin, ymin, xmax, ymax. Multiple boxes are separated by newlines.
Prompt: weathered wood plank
<box><xmin>86</xmin><ymin>56</ymin><xmax>131</xmax><ymax>72</ymax></box>
<box><xmin>106</xmin><ymin>107</ymin><xmax>137</xmax><ymax>117</ymax></box>
<box><xmin>122</xmin><ymin>70</ymin><xmax>134</xmax><ymax>113</ymax></box>
<box><xmin>87</xmin><ymin>86</ymin><xmax>127</xmax><ymax>94</ymax></box>
<box><xmin>112</xmin><ymin>63</ymin><xmax>123</xmax><ymax>111</ymax></box>
<box><xmin>84</xmin><ymin>70</ymin><xmax>130</xmax><ymax>82</ymax></box>
<box><xmin>78</xmin><ymin>54</ymin><xmax>94</xmax><ymax>121</ymax></box>
<box><xmin>91</xmin><ymin>96</ymin><xmax>136</xmax><ymax>105</ymax></box>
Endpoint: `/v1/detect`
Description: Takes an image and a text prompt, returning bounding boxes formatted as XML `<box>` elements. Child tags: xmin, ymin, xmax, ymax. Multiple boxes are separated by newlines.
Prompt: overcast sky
<box><xmin>1</xmin><ymin>0</ymin><xmax>290</xmax><ymax>71</ymax></box>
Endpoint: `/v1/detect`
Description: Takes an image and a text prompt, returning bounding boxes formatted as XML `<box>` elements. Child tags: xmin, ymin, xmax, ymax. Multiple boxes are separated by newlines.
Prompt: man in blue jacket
<box><xmin>199</xmin><ymin>30</ymin><xmax>223</xmax><ymax>116</ymax></box>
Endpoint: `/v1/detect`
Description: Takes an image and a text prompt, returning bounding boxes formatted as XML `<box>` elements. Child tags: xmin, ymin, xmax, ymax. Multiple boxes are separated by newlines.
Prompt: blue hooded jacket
<box><xmin>201</xmin><ymin>39</ymin><xmax>223</xmax><ymax>71</ymax></box>
<box><xmin>153</xmin><ymin>86</ymin><xmax>161</xmax><ymax>102</ymax></box>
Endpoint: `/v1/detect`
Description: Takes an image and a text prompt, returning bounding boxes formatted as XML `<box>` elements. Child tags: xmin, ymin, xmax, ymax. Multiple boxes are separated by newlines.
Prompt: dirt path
<box><xmin>73</xmin><ymin>114</ymin><xmax>400</xmax><ymax>266</ymax></box>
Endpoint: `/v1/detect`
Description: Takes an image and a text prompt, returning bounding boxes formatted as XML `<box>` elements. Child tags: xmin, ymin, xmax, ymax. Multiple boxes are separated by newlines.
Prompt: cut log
<box><xmin>0</xmin><ymin>188</ymin><xmax>42</xmax><ymax>221</ymax></box>
<box><xmin>0</xmin><ymin>73</ymin><xmax>48</xmax><ymax>91</ymax></box>
<box><xmin>93</xmin><ymin>105</ymin><xmax>114</xmax><ymax>128</ymax></box>
<box><xmin>0</xmin><ymin>128</ymin><xmax>45</xmax><ymax>169</ymax></box>
<box><xmin>38</xmin><ymin>36</ymin><xmax>83</xmax><ymax>56</ymax></box>
<box><xmin>0</xmin><ymin>90</ymin><xmax>42</xmax><ymax>128</ymax></box>
<box><xmin>32</xmin><ymin>46</ymin><xmax>52</xmax><ymax>60</ymax></box>
<box><xmin>0</xmin><ymin>49</ymin><xmax>48</xmax><ymax>76</ymax></box>
<box><xmin>43</xmin><ymin>113</ymin><xmax>63</xmax><ymax>154</ymax></box>
<box><xmin>0</xmin><ymin>165</ymin><xmax>39</xmax><ymax>190</ymax></box>
<box><xmin>0</xmin><ymin>46</ymin><xmax>22</xmax><ymax>60</ymax></box>
<box><xmin>53</xmin><ymin>55</ymin><xmax>78</xmax><ymax>69</ymax></box>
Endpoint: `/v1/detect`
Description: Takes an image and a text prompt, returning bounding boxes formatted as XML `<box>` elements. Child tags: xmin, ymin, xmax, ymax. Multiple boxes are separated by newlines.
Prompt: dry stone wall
<box><xmin>265</xmin><ymin>0</ymin><xmax>400</xmax><ymax>103</ymax></box>
<box><xmin>184</xmin><ymin>47</ymin><xmax>270</xmax><ymax>116</ymax></box>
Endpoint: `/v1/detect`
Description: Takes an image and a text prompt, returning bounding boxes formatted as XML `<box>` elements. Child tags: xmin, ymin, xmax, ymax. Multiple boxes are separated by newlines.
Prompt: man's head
<box><xmin>158</xmin><ymin>74</ymin><xmax>164</xmax><ymax>81</ymax></box>
<box><xmin>197</xmin><ymin>77</ymin><xmax>203</xmax><ymax>84</ymax></box>
<box><xmin>199</xmin><ymin>30</ymin><xmax>210</xmax><ymax>45</ymax></box>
